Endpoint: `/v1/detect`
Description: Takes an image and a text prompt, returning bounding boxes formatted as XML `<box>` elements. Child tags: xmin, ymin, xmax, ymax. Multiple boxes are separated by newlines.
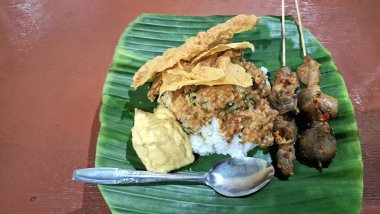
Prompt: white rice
<box><xmin>190</xmin><ymin>117</ymin><xmax>257</xmax><ymax>158</ymax></box>
<box><xmin>260</xmin><ymin>66</ymin><xmax>271</xmax><ymax>86</ymax></box>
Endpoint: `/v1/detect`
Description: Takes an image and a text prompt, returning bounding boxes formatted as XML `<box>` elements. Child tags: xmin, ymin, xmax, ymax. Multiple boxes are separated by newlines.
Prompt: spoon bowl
<box><xmin>205</xmin><ymin>157</ymin><xmax>274</xmax><ymax>197</ymax></box>
<box><xmin>73</xmin><ymin>157</ymin><xmax>274</xmax><ymax>197</ymax></box>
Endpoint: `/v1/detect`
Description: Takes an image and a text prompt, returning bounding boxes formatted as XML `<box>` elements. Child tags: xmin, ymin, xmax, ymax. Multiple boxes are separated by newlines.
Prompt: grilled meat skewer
<box><xmin>298</xmin><ymin>121</ymin><xmax>337</xmax><ymax>168</ymax></box>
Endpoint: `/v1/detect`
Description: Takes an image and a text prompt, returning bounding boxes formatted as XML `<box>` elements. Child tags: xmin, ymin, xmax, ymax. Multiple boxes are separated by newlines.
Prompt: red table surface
<box><xmin>0</xmin><ymin>0</ymin><xmax>379</xmax><ymax>213</ymax></box>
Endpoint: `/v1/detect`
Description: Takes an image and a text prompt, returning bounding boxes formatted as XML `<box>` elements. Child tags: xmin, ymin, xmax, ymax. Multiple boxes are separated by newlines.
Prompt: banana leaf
<box><xmin>95</xmin><ymin>14</ymin><xmax>363</xmax><ymax>214</ymax></box>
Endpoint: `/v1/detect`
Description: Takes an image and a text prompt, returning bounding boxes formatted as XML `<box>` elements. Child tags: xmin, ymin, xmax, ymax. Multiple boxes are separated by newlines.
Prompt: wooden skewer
<box><xmin>281</xmin><ymin>0</ymin><xmax>286</xmax><ymax>66</ymax></box>
<box><xmin>295</xmin><ymin>0</ymin><xmax>307</xmax><ymax>57</ymax></box>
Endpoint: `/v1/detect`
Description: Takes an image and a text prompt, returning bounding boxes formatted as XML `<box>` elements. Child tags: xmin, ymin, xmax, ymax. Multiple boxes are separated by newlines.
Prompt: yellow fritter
<box><xmin>131</xmin><ymin>106</ymin><xmax>195</xmax><ymax>172</ymax></box>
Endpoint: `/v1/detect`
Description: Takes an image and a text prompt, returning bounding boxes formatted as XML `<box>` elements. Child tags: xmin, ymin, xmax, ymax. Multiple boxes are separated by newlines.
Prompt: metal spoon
<box><xmin>72</xmin><ymin>157</ymin><xmax>274</xmax><ymax>197</ymax></box>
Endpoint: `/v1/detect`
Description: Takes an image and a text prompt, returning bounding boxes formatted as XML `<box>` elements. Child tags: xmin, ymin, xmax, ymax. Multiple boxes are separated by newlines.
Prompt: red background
<box><xmin>0</xmin><ymin>0</ymin><xmax>379</xmax><ymax>213</ymax></box>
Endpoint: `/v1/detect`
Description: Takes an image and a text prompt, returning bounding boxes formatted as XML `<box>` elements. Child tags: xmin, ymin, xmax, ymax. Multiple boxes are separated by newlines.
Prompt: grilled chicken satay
<box><xmin>269</xmin><ymin>67</ymin><xmax>299</xmax><ymax>177</ymax></box>
<box><xmin>269</xmin><ymin>0</ymin><xmax>300</xmax><ymax>178</ymax></box>
<box><xmin>296</xmin><ymin>56</ymin><xmax>338</xmax><ymax>121</ymax></box>
<box><xmin>298</xmin><ymin>121</ymin><xmax>337</xmax><ymax>168</ymax></box>
<box><xmin>269</xmin><ymin>66</ymin><xmax>299</xmax><ymax>114</ymax></box>
<box><xmin>293</xmin><ymin>0</ymin><xmax>338</xmax><ymax>169</ymax></box>
<box><xmin>296</xmin><ymin>60</ymin><xmax>338</xmax><ymax>168</ymax></box>
<box><xmin>295</xmin><ymin>42</ymin><xmax>338</xmax><ymax>169</ymax></box>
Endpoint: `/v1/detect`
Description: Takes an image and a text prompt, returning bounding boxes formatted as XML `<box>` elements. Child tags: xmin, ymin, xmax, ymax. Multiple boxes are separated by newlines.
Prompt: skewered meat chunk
<box><xmin>269</xmin><ymin>67</ymin><xmax>299</xmax><ymax>178</ymax></box>
<box><xmin>274</xmin><ymin>116</ymin><xmax>297</xmax><ymax>144</ymax></box>
<box><xmin>269</xmin><ymin>67</ymin><xmax>299</xmax><ymax>114</ymax></box>
<box><xmin>277</xmin><ymin>145</ymin><xmax>296</xmax><ymax>177</ymax></box>
<box><xmin>296</xmin><ymin>56</ymin><xmax>321</xmax><ymax>85</ymax></box>
<box><xmin>274</xmin><ymin>116</ymin><xmax>297</xmax><ymax>177</ymax></box>
<box><xmin>298</xmin><ymin>121</ymin><xmax>337</xmax><ymax>168</ymax></box>
<box><xmin>298</xmin><ymin>85</ymin><xmax>338</xmax><ymax>121</ymax></box>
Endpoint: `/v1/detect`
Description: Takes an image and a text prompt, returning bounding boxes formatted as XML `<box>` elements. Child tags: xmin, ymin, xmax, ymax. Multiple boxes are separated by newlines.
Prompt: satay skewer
<box><xmin>268</xmin><ymin>0</ymin><xmax>299</xmax><ymax>178</ymax></box>
<box><xmin>294</xmin><ymin>0</ymin><xmax>338</xmax><ymax>121</ymax></box>
<box><xmin>295</xmin><ymin>0</ymin><xmax>306</xmax><ymax>58</ymax></box>
<box><xmin>282</xmin><ymin>0</ymin><xmax>286</xmax><ymax>67</ymax></box>
<box><xmin>294</xmin><ymin>0</ymin><xmax>338</xmax><ymax>168</ymax></box>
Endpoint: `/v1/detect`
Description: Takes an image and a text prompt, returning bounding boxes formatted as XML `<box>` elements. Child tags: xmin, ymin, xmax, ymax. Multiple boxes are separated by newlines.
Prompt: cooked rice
<box><xmin>190</xmin><ymin>117</ymin><xmax>256</xmax><ymax>158</ymax></box>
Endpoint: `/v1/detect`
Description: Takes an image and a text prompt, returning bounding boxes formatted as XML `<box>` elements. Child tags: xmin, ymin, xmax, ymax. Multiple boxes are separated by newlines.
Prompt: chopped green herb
<box><xmin>183</xmin><ymin>127</ymin><xmax>193</xmax><ymax>134</ymax></box>
<box><xmin>222</xmin><ymin>103</ymin><xmax>238</xmax><ymax>113</ymax></box>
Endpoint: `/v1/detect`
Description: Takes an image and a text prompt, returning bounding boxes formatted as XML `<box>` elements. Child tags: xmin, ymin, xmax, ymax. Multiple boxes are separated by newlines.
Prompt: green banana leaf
<box><xmin>95</xmin><ymin>14</ymin><xmax>363</xmax><ymax>214</ymax></box>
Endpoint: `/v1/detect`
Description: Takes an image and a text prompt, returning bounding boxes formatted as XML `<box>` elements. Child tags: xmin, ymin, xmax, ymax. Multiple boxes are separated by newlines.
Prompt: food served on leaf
<box><xmin>129</xmin><ymin>12</ymin><xmax>339</xmax><ymax>175</ymax></box>
<box><xmin>269</xmin><ymin>66</ymin><xmax>299</xmax><ymax>178</ymax></box>
<box><xmin>131</xmin><ymin>14</ymin><xmax>278</xmax><ymax>170</ymax></box>
<box><xmin>294</xmin><ymin>24</ymin><xmax>338</xmax><ymax>168</ymax></box>
<box><xmin>267</xmin><ymin>5</ymin><xmax>300</xmax><ymax>178</ymax></box>
<box><xmin>296</xmin><ymin>65</ymin><xmax>338</xmax><ymax>167</ymax></box>
<box><xmin>132</xmin><ymin>106</ymin><xmax>194</xmax><ymax>172</ymax></box>
<box><xmin>94</xmin><ymin>11</ymin><xmax>362</xmax><ymax>213</ymax></box>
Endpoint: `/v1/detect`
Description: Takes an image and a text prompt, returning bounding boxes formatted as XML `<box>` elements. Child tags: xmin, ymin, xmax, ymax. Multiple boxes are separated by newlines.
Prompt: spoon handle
<box><xmin>73</xmin><ymin>168</ymin><xmax>206</xmax><ymax>185</ymax></box>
